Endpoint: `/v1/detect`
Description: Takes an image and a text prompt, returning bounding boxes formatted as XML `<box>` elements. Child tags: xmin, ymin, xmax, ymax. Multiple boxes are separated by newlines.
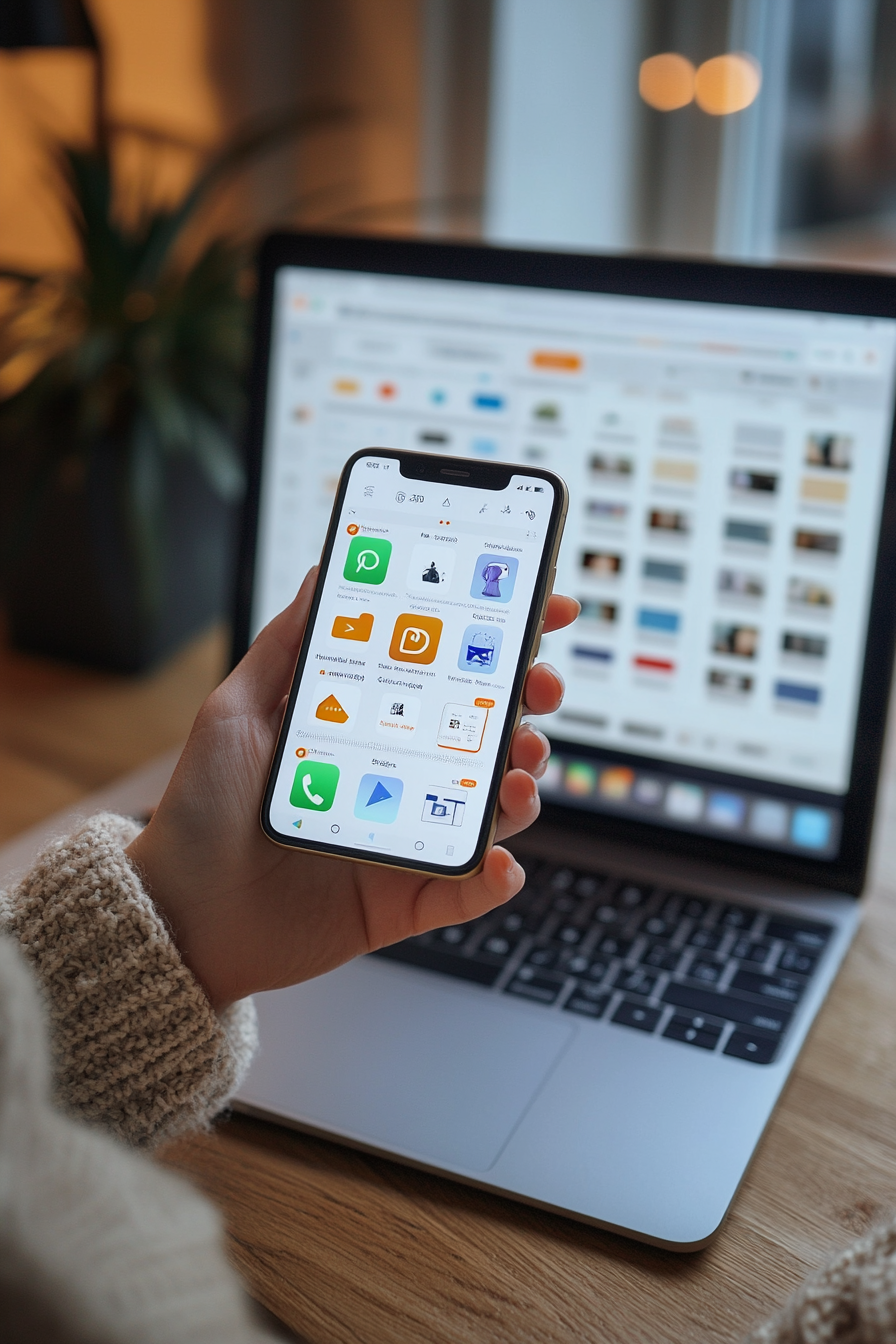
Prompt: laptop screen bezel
<box><xmin>233</xmin><ymin>231</ymin><xmax>896</xmax><ymax>898</ymax></box>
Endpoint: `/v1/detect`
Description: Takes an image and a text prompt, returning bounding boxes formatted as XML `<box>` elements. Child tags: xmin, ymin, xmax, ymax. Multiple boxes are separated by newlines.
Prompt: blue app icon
<box><xmin>791</xmin><ymin>806</ymin><xmax>831</xmax><ymax>849</ymax></box>
<box><xmin>458</xmin><ymin>623</ymin><xmax>503</xmax><ymax>674</ymax></box>
<box><xmin>471</xmin><ymin>553</ymin><xmax>519</xmax><ymax>603</ymax></box>
<box><xmin>706</xmin><ymin>791</ymin><xmax>745</xmax><ymax>829</ymax></box>
<box><xmin>354</xmin><ymin>774</ymin><xmax>404</xmax><ymax>824</ymax></box>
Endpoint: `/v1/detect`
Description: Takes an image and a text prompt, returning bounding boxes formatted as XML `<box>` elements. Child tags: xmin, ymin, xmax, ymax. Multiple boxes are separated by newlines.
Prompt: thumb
<box><xmin>410</xmin><ymin>847</ymin><xmax>525</xmax><ymax>937</ymax></box>
<box><xmin>222</xmin><ymin>566</ymin><xmax>318</xmax><ymax>715</ymax></box>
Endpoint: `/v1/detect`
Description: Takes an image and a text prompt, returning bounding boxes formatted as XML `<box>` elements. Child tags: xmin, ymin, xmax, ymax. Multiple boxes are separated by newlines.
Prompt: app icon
<box><xmin>376</xmin><ymin>692</ymin><xmax>421</xmax><ymax>735</ymax></box>
<box><xmin>315</xmin><ymin>695</ymin><xmax>348</xmax><ymax>724</ymax></box>
<box><xmin>422</xmin><ymin>788</ymin><xmax>467</xmax><ymax>826</ymax></box>
<box><xmin>389</xmin><ymin>613</ymin><xmax>443</xmax><ymax>664</ymax></box>
<box><xmin>437</xmin><ymin>702</ymin><xmax>489</xmax><ymax>752</ymax></box>
<box><xmin>791</xmin><ymin>806</ymin><xmax>831</xmax><ymax>849</ymax></box>
<box><xmin>343</xmin><ymin>536</ymin><xmax>392</xmax><ymax>585</ymax></box>
<box><xmin>407</xmin><ymin>542</ymin><xmax>455</xmax><ymax>594</ymax></box>
<box><xmin>308</xmin><ymin>683</ymin><xmax>360</xmax><ymax>729</ymax></box>
<box><xmin>706</xmin><ymin>792</ymin><xmax>745</xmax><ymax>829</ymax></box>
<box><xmin>750</xmin><ymin>799</ymin><xmax>789</xmax><ymax>840</ymax></box>
<box><xmin>458</xmin><ymin>623</ymin><xmax>503</xmax><ymax>674</ymax></box>
<box><xmin>471</xmin><ymin>552</ymin><xmax>519</xmax><ymax>603</ymax></box>
<box><xmin>564</xmin><ymin>762</ymin><xmax>596</xmax><ymax>796</ymax></box>
<box><xmin>633</xmin><ymin>777</ymin><xmax>663</xmax><ymax>806</ymax></box>
<box><xmin>354</xmin><ymin>773</ymin><xmax>404</xmax><ymax>824</ymax></box>
<box><xmin>290</xmin><ymin>761</ymin><xmax>340</xmax><ymax>811</ymax></box>
<box><xmin>598</xmin><ymin>767</ymin><xmax>635</xmax><ymax>801</ymax></box>
<box><xmin>332</xmin><ymin>612</ymin><xmax>374</xmax><ymax>641</ymax></box>
<box><xmin>665</xmin><ymin>782</ymin><xmax>704</xmax><ymax>821</ymax></box>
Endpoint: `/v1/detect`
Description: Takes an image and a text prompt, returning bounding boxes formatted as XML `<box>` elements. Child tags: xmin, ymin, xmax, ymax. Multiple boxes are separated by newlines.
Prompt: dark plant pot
<box><xmin>4</xmin><ymin>438</ymin><xmax>238</xmax><ymax>673</ymax></box>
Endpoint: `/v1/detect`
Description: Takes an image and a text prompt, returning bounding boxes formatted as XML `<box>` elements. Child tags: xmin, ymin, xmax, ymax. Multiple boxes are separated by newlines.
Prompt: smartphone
<box><xmin>261</xmin><ymin>448</ymin><xmax>568</xmax><ymax>877</ymax></box>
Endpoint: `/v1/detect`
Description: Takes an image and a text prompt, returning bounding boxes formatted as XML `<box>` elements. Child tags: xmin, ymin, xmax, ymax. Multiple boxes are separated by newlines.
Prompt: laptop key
<box><xmin>573</xmin><ymin>874</ymin><xmax>605</xmax><ymax>897</ymax></box>
<box><xmin>730</xmin><ymin>936</ymin><xmax>773</xmax><ymax>964</ymax></box>
<box><xmin>525</xmin><ymin>945</ymin><xmax>558</xmax><ymax>969</ymax></box>
<box><xmin>729</xmin><ymin>968</ymin><xmax>807</xmax><ymax>1005</ymax></box>
<box><xmin>663</xmin><ymin>1013</ymin><xmax>723</xmax><ymax>1051</ymax></box>
<box><xmin>778</xmin><ymin>945</ymin><xmax>819</xmax><ymax>975</ymax></box>
<box><xmin>594</xmin><ymin>935</ymin><xmax>633</xmax><ymax>958</ymax></box>
<box><xmin>676</xmin><ymin>896</ymin><xmax>710</xmax><ymax>920</ymax></box>
<box><xmin>689</xmin><ymin>927</ymin><xmax>724</xmax><ymax>952</ymax></box>
<box><xmin>480</xmin><ymin>933</ymin><xmax>523</xmax><ymax>960</ymax></box>
<box><xmin>724</xmin><ymin>1030</ymin><xmax>779</xmax><ymax>1064</ymax></box>
<box><xmin>564</xmin><ymin>986</ymin><xmax>611</xmax><ymax>1019</ymax></box>
<box><xmin>641</xmin><ymin>915</ymin><xmax>675</xmax><ymax>938</ymax></box>
<box><xmin>663</xmin><ymin>982</ymin><xmax>792</xmax><ymax>1034</ymax></box>
<box><xmin>556</xmin><ymin>925</ymin><xmax>583</xmax><ymax>945</ymax></box>
<box><xmin>720</xmin><ymin>904</ymin><xmax>756</xmax><ymax>930</ymax></box>
<box><xmin>616</xmin><ymin>883</ymin><xmax>650</xmax><ymax>908</ymax></box>
<box><xmin>438</xmin><ymin>926</ymin><xmax>467</xmax><ymax>947</ymax></box>
<box><xmin>612</xmin><ymin>999</ymin><xmax>662</xmax><ymax>1033</ymax></box>
<box><xmin>505</xmin><ymin>967</ymin><xmax>565</xmax><ymax>1004</ymax></box>
<box><xmin>764</xmin><ymin>918</ymin><xmax>832</xmax><ymax>950</ymax></box>
<box><xmin>375</xmin><ymin>942</ymin><xmax>502</xmax><ymax>986</ymax></box>
<box><xmin>687</xmin><ymin>958</ymin><xmax>725</xmax><ymax>986</ymax></box>
<box><xmin>641</xmin><ymin>942</ymin><xmax>682</xmax><ymax>972</ymax></box>
<box><xmin>612</xmin><ymin>966</ymin><xmax>660</xmax><ymax>997</ymax></box>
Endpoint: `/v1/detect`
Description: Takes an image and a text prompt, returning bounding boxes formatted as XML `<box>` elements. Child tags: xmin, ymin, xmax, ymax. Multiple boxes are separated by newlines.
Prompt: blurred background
<box><xmin>5</xmin><ymin>0</ymin><xmax>896</xmax><ymax>832</ymax></box>
<box><xmin>7</xmin><ymin>0</ymin><xmax>896</xmax><ymax>274</ymax></box>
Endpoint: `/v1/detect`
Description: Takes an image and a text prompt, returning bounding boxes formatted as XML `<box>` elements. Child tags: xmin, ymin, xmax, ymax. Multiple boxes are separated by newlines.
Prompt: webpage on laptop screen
<box><xmin>252</xmin><ymin>266</ymin><xmax>896</xmax><ymax>861</ymax></box>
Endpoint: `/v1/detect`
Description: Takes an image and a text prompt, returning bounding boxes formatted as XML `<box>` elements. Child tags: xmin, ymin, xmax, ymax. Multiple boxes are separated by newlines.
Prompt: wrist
<box><xmin>125</xmin><ymin>826</ymin><xmax>232</xmax><ymax>1014</ymax></box>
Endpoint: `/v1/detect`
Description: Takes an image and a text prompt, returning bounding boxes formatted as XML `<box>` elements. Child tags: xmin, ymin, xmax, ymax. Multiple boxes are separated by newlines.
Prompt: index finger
<box><xmin>542</xmin><ymin>593</ymin><xmax>580</xmax><ymax>634</ymax></box>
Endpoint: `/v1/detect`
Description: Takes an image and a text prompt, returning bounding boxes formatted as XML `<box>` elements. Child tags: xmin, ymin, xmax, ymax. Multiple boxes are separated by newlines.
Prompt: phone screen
<box><xmin>262</xmin><ymin>450</ymin><xmax>566</xmax><ymax>874</ymax></box>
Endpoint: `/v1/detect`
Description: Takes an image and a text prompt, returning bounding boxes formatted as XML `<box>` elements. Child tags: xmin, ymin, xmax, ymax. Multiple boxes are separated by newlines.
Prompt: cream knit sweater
<box><xmin>0</xmin><ymin>811</ymin><xmax>894</xmax><ymax>1343</ymax></box>
<box><xmin>0</xmin><ymin>813</ymin><xmax>276</xmax><ymax>1343</ymax></box>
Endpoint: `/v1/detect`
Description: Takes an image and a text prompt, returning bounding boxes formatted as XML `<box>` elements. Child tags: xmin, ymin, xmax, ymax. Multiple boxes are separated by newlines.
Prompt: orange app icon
<box><xmin>315</xmin><ymin>694</ymin><xmax>350</xmax><ymax>724</ymax></box>
<box><xmin>332</xmin><ymin>612</ymin><xmax>374</xmax><ymax>642</ymax></box>
<box><xmin>389</xmin><ymin>613</ymin><xmax>443</xmax><ymax>664</ymax></box>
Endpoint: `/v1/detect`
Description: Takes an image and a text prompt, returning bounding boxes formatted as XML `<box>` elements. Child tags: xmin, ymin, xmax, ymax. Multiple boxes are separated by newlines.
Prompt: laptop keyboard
<box><xmin>373</xmin><ymin>862</ymin><xmax>833</xmax><ymax>1065</ymax></box>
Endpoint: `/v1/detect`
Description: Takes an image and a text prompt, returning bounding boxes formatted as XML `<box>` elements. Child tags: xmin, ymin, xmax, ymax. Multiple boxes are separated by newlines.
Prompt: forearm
<box><xmin>0</xmin><ymin>812</ymin><xmax>257</xmax><ymax>1148</ymax></box>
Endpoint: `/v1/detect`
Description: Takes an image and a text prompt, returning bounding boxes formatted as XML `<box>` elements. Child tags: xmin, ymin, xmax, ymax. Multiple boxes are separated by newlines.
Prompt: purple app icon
<box><xmin>471</xmin><ymin>553</ymin><xmax>519</xmax><ymax>603</ymax></box>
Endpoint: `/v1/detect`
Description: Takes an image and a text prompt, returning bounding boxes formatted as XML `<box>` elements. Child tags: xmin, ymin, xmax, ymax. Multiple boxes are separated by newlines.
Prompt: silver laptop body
<box><xmin>232</xmin><ymin>236</ymin><xmax>896</xmax><ymax>1248</ymax></box>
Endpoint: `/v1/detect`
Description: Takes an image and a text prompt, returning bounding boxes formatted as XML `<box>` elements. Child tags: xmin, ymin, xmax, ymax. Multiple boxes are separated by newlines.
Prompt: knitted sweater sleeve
<box><xmin>745</xmin><ymin>1216</ymin><xmax>896</xmax><ymax>1344</ymax></box>
<box><xmin>0</xmin><ymin>811</ymin><xmax>258</xmax><ymax>1149</ymax></box>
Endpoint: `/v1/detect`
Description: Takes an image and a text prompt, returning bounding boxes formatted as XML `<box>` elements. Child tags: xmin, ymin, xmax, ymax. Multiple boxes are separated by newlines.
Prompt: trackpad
<box><xmin>241</xmin><ymin>956</ymin><xmax>575</xmax><ymax>1172</ymax></box>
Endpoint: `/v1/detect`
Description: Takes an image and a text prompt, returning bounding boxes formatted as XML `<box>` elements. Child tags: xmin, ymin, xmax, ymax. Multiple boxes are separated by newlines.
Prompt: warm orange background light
<box><xmin>694</xmin><ymin>53</ymin><xmax>762</xmax><ymax>116</ymax></box>
<box><xmin>638</xmin><ymin>52</ymin><xmax>696</xmax><ymax>112</ymax></box>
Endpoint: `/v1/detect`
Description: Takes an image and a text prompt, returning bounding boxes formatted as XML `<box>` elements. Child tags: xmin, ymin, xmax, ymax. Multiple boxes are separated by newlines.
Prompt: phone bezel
<box><xmin>259</xmin><ymin>447</ymin><xmax>568</xmax><ymax>877</ymax></box>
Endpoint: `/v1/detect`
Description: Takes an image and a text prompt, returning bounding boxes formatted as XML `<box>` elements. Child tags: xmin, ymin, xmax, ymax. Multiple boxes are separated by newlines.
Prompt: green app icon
<box><xmin>344</xmin><ymin>535</ymin><xmax>392</xmax><ymax>585</ymax></box>
<box><xmin>290</xmin><ymin>760</ymin><xmax>340</xmax><ymax>811</ymax></box>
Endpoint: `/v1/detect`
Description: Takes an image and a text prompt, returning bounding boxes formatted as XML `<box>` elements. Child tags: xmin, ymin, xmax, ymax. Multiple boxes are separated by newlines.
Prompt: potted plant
<box><xmin>0</xmin><ymin>110</ymin><xmax>339</xmax><ymax>671</ymax></box>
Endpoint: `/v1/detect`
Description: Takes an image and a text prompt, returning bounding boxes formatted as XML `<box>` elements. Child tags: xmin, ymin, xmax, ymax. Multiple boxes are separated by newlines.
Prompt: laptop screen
<box><xmin>249</xmin><ymin>256</ymin><xmax>896</xmax><ymax>869</ymax></box>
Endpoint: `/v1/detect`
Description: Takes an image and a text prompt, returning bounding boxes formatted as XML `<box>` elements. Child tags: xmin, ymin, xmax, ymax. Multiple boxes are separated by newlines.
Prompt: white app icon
<box><xmin>407</xmin><ymin>542</ymin><xmax>455</xmax><ymax>593</ymax></box>
<box><xmin>422</xmin><ymin>788</ymin><xmax>467</xmax><ymax>826</ymax></box>
<box><xmin>437</xmin><ymin>702</ymin><xmax>488</xmax><ymax>753</ymax></box>
<box><xmin>377</xmin><ymin>692</ymin><xmax>421</xmax><ymax>735</ymax></box>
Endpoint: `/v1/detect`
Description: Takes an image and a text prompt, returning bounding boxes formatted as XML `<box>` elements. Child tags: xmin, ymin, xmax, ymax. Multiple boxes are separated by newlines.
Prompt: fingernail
<box><xmin>544</xmin><ymin>664</ymin><xmax>565</xmax><ymax>695</ymax></box>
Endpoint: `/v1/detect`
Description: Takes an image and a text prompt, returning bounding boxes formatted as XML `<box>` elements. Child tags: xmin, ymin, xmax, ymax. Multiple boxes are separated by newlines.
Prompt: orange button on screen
<box><xmin>531</xmin><ymin>350</ymin><xmax>583</xmax><ymax>373</ymax></box>
<box><xmin>332</xmin><ymin>612</ymin><xmax>374</xmax><ymax>642</ymax></box>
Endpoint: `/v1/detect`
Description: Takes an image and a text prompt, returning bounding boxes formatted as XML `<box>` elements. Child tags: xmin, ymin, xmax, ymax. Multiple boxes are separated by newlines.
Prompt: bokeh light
<box><xmin>693</xmin><ymin>53</ymin><xmax>762</xmax><ymax>116</ymax></box>
<box><xmin>638</xmin><ymin>53</ymin><xmax>696</xmax><ymax>112</ymax></box>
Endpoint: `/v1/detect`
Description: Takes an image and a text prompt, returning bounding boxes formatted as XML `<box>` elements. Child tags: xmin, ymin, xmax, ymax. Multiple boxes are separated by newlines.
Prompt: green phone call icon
<box><xmin>344</xmin><ymin>535</ymin><xmax>392</xmax><ymax>585</ymax></box>
<box><xmin>290</xmin><ymin>760</ymin><xmax>340</xmax><ymax>811</ymax></box>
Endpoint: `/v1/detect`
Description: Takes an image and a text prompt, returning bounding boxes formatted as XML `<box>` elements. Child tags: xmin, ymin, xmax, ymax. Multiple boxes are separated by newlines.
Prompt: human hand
<box><xmin>127</xmin><ymin>569</ymin><xmax>579</xmax><ymax>1011</ymax></box>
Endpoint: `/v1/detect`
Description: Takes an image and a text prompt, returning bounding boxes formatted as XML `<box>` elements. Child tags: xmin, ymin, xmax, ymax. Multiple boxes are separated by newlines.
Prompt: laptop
<box><xmin>232</xmin><ymin>233</ymin><xmax>896</xmax><ymax>1249</ymax></box>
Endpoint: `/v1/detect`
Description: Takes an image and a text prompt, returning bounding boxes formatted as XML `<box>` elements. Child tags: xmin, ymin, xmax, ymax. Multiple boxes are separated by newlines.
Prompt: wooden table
<box><xmin>4</xmin><ymin>624</ymin><xmax>896</xmax><ymax>1343</ymax></box>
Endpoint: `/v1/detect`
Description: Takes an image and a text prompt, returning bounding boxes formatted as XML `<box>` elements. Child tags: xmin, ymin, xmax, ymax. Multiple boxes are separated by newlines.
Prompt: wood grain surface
<box><xmin>3</xmin><ymin>621</ymin><xmax>896</xmax><ymax>1343</ymax></box>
